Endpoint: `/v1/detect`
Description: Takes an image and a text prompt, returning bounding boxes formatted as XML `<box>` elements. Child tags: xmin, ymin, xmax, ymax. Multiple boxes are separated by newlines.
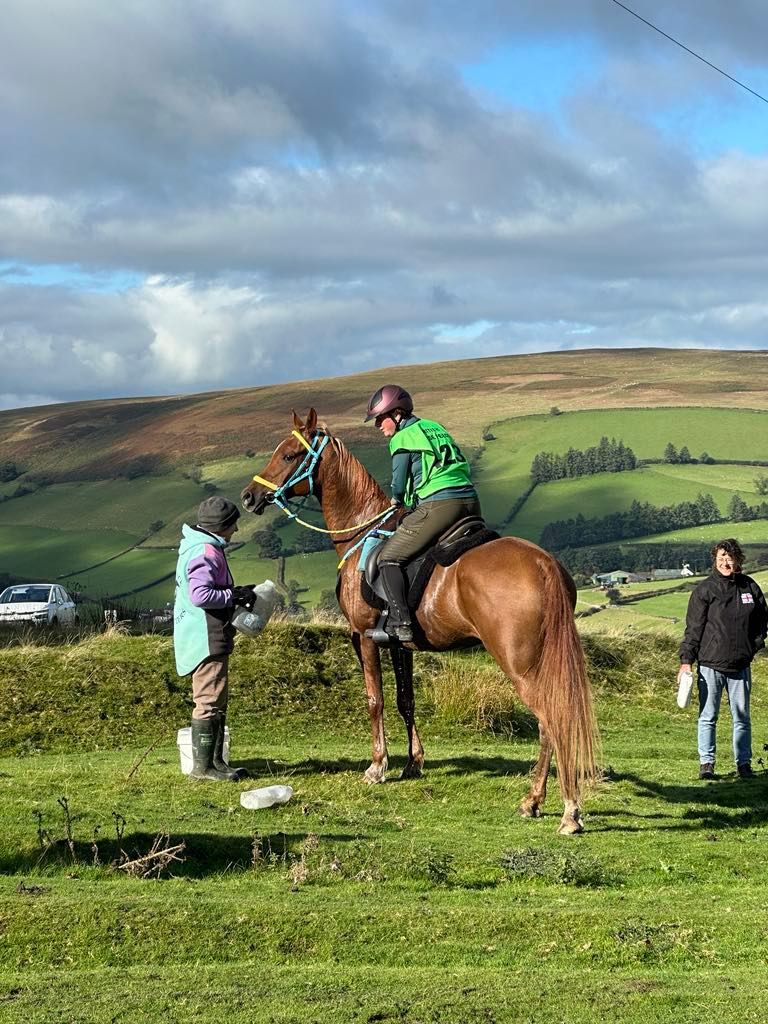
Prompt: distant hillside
<box><xmin>4</xmin><ymin>347</ymin><xmax>768</xmax><ymax>482</ymax></box>
<box><xmin>2</xmin><ymin>347</ymin><xmax>768</xmax><ymax>610</ymax></box>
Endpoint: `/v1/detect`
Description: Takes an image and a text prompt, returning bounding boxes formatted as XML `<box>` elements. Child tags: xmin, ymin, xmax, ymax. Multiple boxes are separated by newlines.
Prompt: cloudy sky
<box><xmin>2</xmin><ymin>0</ymin><xmax>767</xmax><ymax>409</ymax></box>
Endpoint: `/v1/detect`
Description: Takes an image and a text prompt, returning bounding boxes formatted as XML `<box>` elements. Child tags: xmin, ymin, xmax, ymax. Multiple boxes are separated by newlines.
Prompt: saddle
<box><xmin>360</xmin><ymin>516</ymin><xmax>499</xmax><ymax>647</ymax></box>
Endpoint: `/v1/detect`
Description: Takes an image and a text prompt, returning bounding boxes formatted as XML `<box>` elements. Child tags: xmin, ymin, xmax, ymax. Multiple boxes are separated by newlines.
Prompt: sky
<box><xmin>1</xmin><ymin>0</ymin><xmax>768</xmax><ymax>409</ymax></box>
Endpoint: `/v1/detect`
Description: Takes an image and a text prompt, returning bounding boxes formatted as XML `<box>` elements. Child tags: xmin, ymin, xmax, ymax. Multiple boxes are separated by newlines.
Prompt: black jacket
<box><xmin>679</xmin><ymin>571</ymin><xmax>768</xmax><ymax>672</ymax></box>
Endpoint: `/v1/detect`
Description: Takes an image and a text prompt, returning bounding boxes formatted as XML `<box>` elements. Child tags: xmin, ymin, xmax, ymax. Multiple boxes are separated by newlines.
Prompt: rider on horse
<box><xmin>365</xmin><ymin>384</ymin><xmax>481</xmax><ymax>642</ymax></box>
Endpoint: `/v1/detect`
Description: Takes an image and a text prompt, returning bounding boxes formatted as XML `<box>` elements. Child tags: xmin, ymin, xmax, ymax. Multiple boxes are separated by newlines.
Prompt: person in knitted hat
<box><xmin>173</xmin><ymin>496</ymin><xmax>257</xmax><ymax>782</ymax></box>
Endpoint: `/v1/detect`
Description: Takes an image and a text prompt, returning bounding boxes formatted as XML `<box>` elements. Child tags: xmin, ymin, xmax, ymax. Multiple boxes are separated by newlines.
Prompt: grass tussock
<box><xmin>425</xmin><ymin>652</ymin><xmax>536</xmax><ymax>737</ymax></box>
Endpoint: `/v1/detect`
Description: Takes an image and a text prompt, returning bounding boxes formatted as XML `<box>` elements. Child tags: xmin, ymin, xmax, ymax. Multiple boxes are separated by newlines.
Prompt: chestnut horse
<box><xmin>241</xmin><ymin>409</ymin><xmax>598</xmax><ymax>834</ymax></box>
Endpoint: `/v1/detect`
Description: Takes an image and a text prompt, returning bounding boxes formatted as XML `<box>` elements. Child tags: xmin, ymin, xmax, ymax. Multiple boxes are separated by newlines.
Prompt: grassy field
<box><xmin>0</xmin><ymin>477</ymin><xmax>203</xmax><ymax>536</ymax></box>
<box><xmin>0</xmin><ymin>525</ymin><xmax>139</xmax><ymax>579</ymax></box>
<box><xmin>627</xmin><ymin>518</ymin><xmax>768</xmax><ymax>546</ymax></box>
<box><xmin>576</xmin><ymin>570</ymin><xmax>768</xmax><ymax>638</ymax></box>
<box><xmin>1</xmin><ymin>626</ymin><xmax>768</xmax><ymax>1022</ymax></box>
<box><xmin>475</xmin><ymin>406</ymin><xmax>768</xmax><ymax>524</ymax></box>
<box><xmin>505</xmin><ymin>466</ymin><xmax>763</xmax><ymax>542</ymax></box>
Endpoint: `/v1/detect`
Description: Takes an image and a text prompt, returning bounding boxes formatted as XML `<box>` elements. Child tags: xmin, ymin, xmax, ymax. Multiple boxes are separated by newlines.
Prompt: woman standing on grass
<box><xmin>173</xmin><ymin>496</ymin><xmax>258</xmax><ymax>783</ymax></box>
<box><xmin>678</xmin><ymin>539</ymin><xmax>768</xmax><ymax>781</ymax></box>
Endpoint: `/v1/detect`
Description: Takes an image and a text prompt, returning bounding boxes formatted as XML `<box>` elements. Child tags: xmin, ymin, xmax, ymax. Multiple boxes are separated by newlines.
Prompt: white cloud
<box><xmin>1</xmin><ymin>1</ymin><xmax>768</xmax><ymax>405</ymax></box>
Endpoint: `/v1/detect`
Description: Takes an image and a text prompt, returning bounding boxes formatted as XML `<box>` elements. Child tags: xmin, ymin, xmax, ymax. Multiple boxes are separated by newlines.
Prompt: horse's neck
<box><xmin>319</xmin><ymin>447</ymin><xmax>388</xmax><ymax>544</ymax></box>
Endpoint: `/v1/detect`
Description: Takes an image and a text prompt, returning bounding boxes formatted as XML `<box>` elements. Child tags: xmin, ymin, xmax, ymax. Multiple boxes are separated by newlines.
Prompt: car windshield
<box><xmin>0</xmin><ymin>586</ymin><xmax>52</xmax><ymax>604</ymax></box>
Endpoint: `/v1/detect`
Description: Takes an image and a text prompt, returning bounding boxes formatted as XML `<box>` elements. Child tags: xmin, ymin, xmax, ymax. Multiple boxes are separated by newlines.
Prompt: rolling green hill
<box><xmin>2</xmin><ymin>349</ymin><xmax>768</xmax><ymax>608</ymax></box>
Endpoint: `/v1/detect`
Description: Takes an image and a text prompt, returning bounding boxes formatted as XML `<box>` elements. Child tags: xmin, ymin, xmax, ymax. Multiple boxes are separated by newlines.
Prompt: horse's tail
<box><xmin>534</xmin><ymin>556</ymin><xmax>599</xmax><ymax>797</ymax></box>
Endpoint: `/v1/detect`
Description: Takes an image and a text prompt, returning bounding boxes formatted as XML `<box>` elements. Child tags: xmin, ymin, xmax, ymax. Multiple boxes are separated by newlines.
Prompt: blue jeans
<box><xmin>697</xmin><ymin>665</ymin><xmax>752</xmax><ymax>766</ymax></box>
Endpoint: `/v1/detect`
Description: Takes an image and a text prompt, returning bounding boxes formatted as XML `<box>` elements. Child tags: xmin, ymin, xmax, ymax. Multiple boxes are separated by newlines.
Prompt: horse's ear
<box><xmin>305</xmin><ymin>408</ymin><xmax>318</xmax><ymax>434</ymax></box>
<box><xmin>291</xmin><ymin>409</ymin><xmax>304</xmax><ymax>431</ymax></box>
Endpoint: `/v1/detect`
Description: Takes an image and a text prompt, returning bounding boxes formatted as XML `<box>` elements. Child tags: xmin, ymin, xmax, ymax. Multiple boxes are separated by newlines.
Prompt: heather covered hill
<box><xmin>4</xmin><ymin>347</ymin><xmax>768</xmax><ymax>482</ymax></box>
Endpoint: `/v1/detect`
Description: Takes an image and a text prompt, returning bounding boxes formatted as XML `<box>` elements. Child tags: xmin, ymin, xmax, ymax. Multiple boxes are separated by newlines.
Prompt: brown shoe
<box><xmin>699</xmin><ymin>762</ymin><xmax>715</xmax><ymax>780</ymax></box>
<box><xmin>737</xmin><ymin>762</ymin><xmax>756</xmax><ymax>780</ymax></box>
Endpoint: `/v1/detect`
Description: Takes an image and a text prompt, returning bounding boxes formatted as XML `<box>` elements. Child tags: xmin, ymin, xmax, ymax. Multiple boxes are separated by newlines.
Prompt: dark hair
<box><xmin>711</xmin><ymin>538</ymin><xmax>744</xmax><ymax>570</ymax></box>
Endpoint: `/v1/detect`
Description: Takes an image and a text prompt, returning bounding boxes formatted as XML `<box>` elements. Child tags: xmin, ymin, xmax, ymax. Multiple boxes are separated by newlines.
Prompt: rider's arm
<box><xmin>390</xmin><ymin>450</ymin><xmax>411</xmax><ymax>503</ymax></box>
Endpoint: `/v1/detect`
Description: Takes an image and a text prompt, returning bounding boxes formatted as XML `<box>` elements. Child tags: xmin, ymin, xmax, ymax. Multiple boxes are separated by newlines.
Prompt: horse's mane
<box><xmin>321</xmin><ymin>429</ymin><xmax>388</xmax><ymax>512</ymax></box>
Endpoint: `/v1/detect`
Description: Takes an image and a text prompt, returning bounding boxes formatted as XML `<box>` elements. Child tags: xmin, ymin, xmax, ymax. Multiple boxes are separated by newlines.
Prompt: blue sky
<box><xmin>1</xmin><ymin>1</ymin><xmax>768</xmax><ymax>408</ymax></box>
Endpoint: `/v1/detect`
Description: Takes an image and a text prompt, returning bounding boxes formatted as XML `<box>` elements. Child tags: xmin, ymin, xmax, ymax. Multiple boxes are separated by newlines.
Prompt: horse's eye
<box><xmin>283</xmin><ymin>453</ymin><xmax>297</xmax><ymax>463</ymax></box>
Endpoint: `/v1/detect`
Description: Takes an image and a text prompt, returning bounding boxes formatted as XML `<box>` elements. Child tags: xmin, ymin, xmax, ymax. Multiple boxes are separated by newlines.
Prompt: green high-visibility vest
<box><xmin>389</xmin><ymin>418</ymin><xmax>473</xmax><ymax>505</ymax></box>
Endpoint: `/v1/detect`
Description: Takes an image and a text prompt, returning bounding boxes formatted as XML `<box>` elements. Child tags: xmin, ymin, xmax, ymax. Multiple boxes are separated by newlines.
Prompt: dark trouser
<box><xmin>378</xmin><ymin>497</ymin><xmax>481</xmax><ymax>633</ymax></box>
<box><xmin>378</xmin><ymin>496</ymin><xmax>482</xmax><ymax>565</ymax></box>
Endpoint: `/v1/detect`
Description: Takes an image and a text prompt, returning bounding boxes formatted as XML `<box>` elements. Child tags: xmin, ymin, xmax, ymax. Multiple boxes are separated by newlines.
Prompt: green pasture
<box><xmin>626</xmin><ymin>518</ymin><xmax>768</xmax><ymax>546</ymax></box>
<box><xmin>606</xmin><ymin>578</ymin><xmax>703</xmax><ymax>595</ymax></box>
<box><xmin>0</xmin><ymin>525</ymin><xmax>139</xmax><ymax>581</ymax></box>
<box><xmin>507</xmin><ymin>465</ymin><xmax>767</xmax><ymax>543</ymax></box>
<box><xmin>578</xmin><ymin>606</ymin><xmax>684</xmax><ymax>638</ymax></box>
<box><xmin>228</xmin><ymin>547</ymin><xmax>339</xmax><ymax>609</ymax></box>
<box><xmin>622</xmin><ymin>591</ymin><xmax>692</xmax><ymax>622</ymax></box>
<box><xmin>0</xmin><ymin>476</ymin><xmax>203</xmax><ymax>536</ymax></box>
<box><xmin>68</xmin><ymin>548</ymin><xmax>178</xmax><ymax>600</ymax></box>
<box><xmin>476</xmin><ymin>406</ymin><xmax>768</xmax><ymax>524</ymax></box>
<box><xmin>2</xmin><ymin>627</ymin><xmax>768</xmax><ymax>1022</ymax></box>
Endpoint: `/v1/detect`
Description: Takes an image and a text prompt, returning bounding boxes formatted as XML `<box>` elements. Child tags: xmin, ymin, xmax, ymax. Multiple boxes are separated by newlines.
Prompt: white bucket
<box><xmin>177</xmin><ymin>725</ymin><xmax>230</xmax><ymax>775</ymax></box>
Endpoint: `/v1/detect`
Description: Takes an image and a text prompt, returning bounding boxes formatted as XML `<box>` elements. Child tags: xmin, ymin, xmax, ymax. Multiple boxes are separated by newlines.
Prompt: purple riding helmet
<box><xmin>364</xmin><ymin>384</ymin><xmax>414</xmax><ymax>423</ymax></box>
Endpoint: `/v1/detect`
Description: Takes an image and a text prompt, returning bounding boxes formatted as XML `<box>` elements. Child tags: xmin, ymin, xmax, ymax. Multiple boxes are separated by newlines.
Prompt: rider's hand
<box><xmin>677</xmin><ymin>663</ymin><xmax>692</xmax><ymax>683</ymax></box>
<box><xmin>390</xmin><ymin>498</ymin><xmax>402</xmax><ymax>507</ymax></box>
<box><xmin>232</xmin><ymin>584</ymin><xmax>257</xmax><ymax>609</ymax></box>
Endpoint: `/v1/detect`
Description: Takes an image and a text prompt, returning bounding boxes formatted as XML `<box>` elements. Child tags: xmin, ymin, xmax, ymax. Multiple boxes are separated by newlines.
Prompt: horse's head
<box><xmin>240</xmin><ymin>407</ymin><xmax>324</xmax><ymax>515</ymax></box>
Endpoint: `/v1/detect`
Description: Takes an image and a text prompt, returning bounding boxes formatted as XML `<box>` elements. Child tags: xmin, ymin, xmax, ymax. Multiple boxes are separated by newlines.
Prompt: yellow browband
<box><xmin>251</xmin><ymin>430</ymin><xmax>313</xmax><ymax>488</ymax></box>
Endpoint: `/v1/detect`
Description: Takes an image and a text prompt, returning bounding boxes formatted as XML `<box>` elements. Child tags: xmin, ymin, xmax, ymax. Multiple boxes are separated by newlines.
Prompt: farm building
<box><xmin>591</xmin><ymin>570</ymin><xmax>643</xmax><ymax>586</ymax></box>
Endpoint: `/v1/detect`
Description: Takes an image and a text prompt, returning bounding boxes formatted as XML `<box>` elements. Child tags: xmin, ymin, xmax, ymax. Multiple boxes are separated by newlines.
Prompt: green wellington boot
<box><xmin>190</xmin><ymin>718</ymin><xmax>239</xmax><ymax>782</ymax></box>
<box><xmin>213</xmin><ymin>712</ymin><xmax>248</xmax><ymax>781</ymax></box>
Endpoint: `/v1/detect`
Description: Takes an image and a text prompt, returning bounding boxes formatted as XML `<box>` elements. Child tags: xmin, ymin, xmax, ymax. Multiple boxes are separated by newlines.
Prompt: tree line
<box><xmin>530</xmin><ymin>437</ymin><xmax>637</xmax><ymax>483</ymax></box>
<box><xmin>556</xmin><ymin>542</ymin><xmax>715</xmax><ymax>580</ymax></box>
<box><xmin>540</xmin><ymin>493</ymin><xmax>720</xmax><ymax>550</ymax></box>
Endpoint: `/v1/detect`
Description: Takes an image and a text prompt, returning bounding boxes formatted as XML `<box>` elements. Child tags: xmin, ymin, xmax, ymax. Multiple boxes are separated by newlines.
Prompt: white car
<box><xmin>0</xmin><ymin>583</ymin><xmax>78</xmax><ymax>626</ymax></box>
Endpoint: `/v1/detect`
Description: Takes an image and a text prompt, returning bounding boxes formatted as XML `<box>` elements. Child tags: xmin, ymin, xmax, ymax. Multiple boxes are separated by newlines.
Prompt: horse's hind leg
<box><xmin>351</xmin><ymin>632</ymin><xmax>388</xmax><ymax>784</ymax></box>
<box><xmin>519</xmin><ymin>725</ymin><xmax>552</xmax><ymax>819</ymax></box>
<box><xmin>390</xmin><ymin>645</ymin><xmax>424</xmax><ymax>779</ymax></box>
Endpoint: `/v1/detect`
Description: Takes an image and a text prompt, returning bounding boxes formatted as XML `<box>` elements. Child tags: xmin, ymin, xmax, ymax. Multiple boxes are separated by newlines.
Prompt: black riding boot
<box><xmin>379</xmin><ymin>561</ymin><xmax>414</xmax><ymax>643</ymax></box>
<box><xmin>190</xmin><ymin>718</ymin><xmax>238</xmax><ymax>782</ymax></box>
<box><xmin>213</xmin><ymin>711</ymin><xmax>248</xmax><ymax>780</ymax></box>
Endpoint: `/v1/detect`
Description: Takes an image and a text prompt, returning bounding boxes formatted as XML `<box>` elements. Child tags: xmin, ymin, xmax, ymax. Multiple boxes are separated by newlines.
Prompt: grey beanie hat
<box><xmin>197</xmin><ymin>496</ymin><xmax>240</xmax><ymax>533</ymax></box>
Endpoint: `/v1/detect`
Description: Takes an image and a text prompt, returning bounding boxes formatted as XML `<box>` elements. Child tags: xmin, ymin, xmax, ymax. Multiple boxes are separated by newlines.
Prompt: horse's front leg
<box><xmin>390</xmin><ymin>645</ymin><xmax>424</xmax><ymax>779</ymax></box>
<box><xmin>519</xmin><ymin>724</ymin><xmax>552</xmax><ymax>818</ymax></box>
<box><xmin>351</xmin><ymin>632</ymin><xmax>388</xmax><ymax>783</ymax></box>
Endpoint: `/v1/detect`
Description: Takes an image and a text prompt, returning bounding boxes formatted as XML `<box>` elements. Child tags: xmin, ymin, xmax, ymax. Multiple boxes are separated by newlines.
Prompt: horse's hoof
<box><xmin>519</xmin><ymin>801</ymin><xmax>541</xmax><ymax>818</ymax></box>
<box><xmin>557</xmin><ymin>817</ymin><xmax>584</xmax><ymax>836</ymax></box>
<box><xmin>400</xmin><ymin>762</ymin><xmax>423</xmax><ymax>780</ymax></box>
<box><xmin>364</xmin><ymin>763</ymin><xmax>387</xmax><ymax>784</ymax></box>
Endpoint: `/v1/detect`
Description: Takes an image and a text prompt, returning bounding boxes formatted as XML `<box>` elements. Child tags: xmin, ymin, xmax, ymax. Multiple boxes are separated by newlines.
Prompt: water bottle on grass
<box><xmin>240</xmin><ymin>785</ymin><xmax>294</xmax><ymax>809</ymax></box>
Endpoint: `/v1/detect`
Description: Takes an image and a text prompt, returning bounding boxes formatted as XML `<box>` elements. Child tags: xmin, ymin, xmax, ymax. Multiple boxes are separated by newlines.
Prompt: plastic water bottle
<box><xmin>240</xmin><ymin>785</ymin><xmax>294</xmax><ymax>809</ymax></box>
<box><xmin>232</xmin><ymin>608</ymin><xmax>265</xmax><ymax>636</ymax></box>
<box><xmin>677</xmin><ymin>670</ymin><xmax>694</xmax><ymax>709</ymax></box>
<box><xmin>232</xmin><ymin>580</ymin><xmax>279</xmax><ymax>637</ymax></box>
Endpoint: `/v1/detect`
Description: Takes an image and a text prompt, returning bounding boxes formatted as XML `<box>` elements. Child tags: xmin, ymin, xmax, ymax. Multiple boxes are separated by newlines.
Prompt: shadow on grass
<box><xmin>592</xmin><ymin>769</ymin><xmax>768</xmax><ymax>831</ymax></box>
<box><xmin>0</xmin><ymin>830</ymin><xmax>359</xmax><ymax>878</ymax></box>
<box><xmin>239</xmin><ymin>753</ymin><xmax>533</xmax><ymax>779</ymax></box>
